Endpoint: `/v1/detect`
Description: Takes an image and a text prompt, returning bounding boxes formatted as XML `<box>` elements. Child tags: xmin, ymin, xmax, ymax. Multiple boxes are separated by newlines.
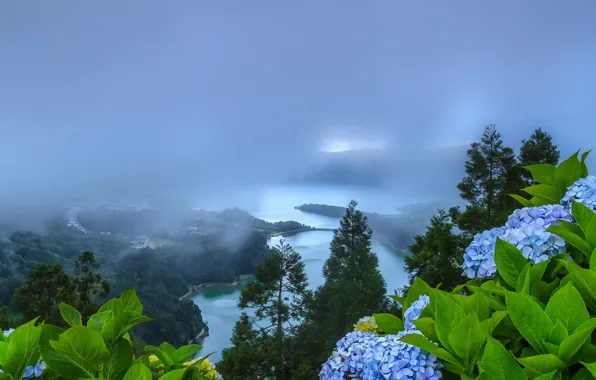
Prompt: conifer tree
<box><xmin>519</xmin><ymin>127</ymin><xmax>560</xmax><ymax>182</ymax></box>
<box><xmin>298</xmin><ymin>200</ymin><xmax>387</xmax><ymax>370</ymax></box>
<box><xmin>220</xmin><ymin>240</ymin><xmax>311</xmax><ymax>379</ymax></box>
<box><xmin>456</xmin><ymin>125</ymin><xmax>517</xmax><ymax>233</ymax></box>
<box><xmin>73</xmin><ymin>251</ymin><xmax>110</xmax><ymax>322</ymax></box>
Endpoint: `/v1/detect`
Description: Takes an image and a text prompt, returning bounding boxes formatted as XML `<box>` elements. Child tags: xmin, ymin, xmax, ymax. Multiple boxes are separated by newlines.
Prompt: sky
<box><xmin>1</xmin><ymin>1</ymin><xmax>596</xmax><ymax>206</ymax></box>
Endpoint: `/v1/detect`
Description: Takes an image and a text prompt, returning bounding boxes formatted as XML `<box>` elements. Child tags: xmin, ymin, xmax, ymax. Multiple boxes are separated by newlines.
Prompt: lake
<box><xmin>192</xmin><ymin>185</ymin><xmax>422</xmax><ymax>362</ymax></box>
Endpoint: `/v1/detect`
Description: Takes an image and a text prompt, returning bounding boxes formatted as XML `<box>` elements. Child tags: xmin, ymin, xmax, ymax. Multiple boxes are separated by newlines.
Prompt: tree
<box><xmin>298</xmin><ymin>200</ymin><xmax>388</xmax><ymax>370</ymax></box>
<box><xmin>73</xmin><ymin>251</ymin><xmax>110</xmax><ymax>321</ymax></box>
<box><xmin>0</xmin><ymin>306</ymin><xmax>8</xmax><ymax>330</ymax></box>
<box><xmin>519</xmin><ymin>127</ymin><xmax>560</xmax><ymax>182</ymax></box>
<box><xmin>219</xmin><ymin>240</ymin><xmax>311</xmax><ymax>379</ymax></box>
<box><xmin>218</xmin><ymin>313</ymin><xmax>271</xmax><ymax>379</ymax></box>
<box><xmin>11</xmin><ymin>263</ymin><xmax>76</xmax><ymax>326</ymax></box>
<box><xmin>456</xmin><ymin>125</ymin><xmax>517</xmax><ymax>233</ymax></box>
<box><xmin>404</xmin><ymin>209</ymin><xmax>468</xmax><ymax>292</ymax></box>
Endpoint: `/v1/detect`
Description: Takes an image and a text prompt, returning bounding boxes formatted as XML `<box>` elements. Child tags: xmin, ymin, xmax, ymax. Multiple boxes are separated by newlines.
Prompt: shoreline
<box><xmin>267</xmin><ymin>227</ymin><xmax>335</xmax><ymax>237</ymax></box>
<box><xmin>179</xmin><ymin>274</ymin><xmax>255</xmax><ymax>301</ymax></box>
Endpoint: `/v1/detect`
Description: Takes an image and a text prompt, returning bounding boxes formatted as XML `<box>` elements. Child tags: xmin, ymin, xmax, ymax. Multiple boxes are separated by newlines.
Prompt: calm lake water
<box><xmin>192</xmin><ymin>185</ymin><xmax>421</xmax><ymax>362</ymax></box>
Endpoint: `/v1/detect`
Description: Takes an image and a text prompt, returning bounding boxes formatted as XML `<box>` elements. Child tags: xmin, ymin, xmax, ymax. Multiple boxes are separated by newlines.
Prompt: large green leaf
<box><xmin>170</xmin><ymin>344</ymin><xmax>203</xmax><ymax>363</ymax></box>
<box><xmin>517</xmin><ymin>354</ymin><xmax>565</xmax><ymax>378</ymax></box>
<box><xmin>413</xmin><ymin>318</ymin><xmax>438</xmax><ymax>342</ymax></box>
<box><xmin>398</xmin><ymin>333</ymin><xmax>464</xmax><ymax>371</ymax></box>
<box><xmin>547</xmin><ymin>225</ymin><xmax>593</xmax><ymax>257</ymax></box>
<box><xmin>373</xmin><ymin>313</ymin><xmax>404</xmax><ymax>335</ymax></box>
<box><xmin>554</xmin><ymin>151</ymin><xmax>582</xmax><ymax>191</ymax></box>
<box><xmin>572</xmin><ymin>202</ymin><xmax>595</xmax><ymax>233</ymax></box>
<box><xmin>49</xmin><ymin>326</ymin><xmax>109</xmax><ymax>378</ymax></box>
<box><xmin>159</xmin><ymin>342</ymin><xmax>177</xmax><ymax>355</ymax></box>
<box><xmin>435</xmin><ymin>292</ymin><xmax>466</xmax><ymax>352</ymax></box>
<box><xmin>459</xmin><ymin>292</ymin><xmax>491</xmax><ymax>321</ymax></box>
<box><xmin>572</xmin><ymin>368</ymin><xmax>593</xmax><ymax>380</ymax></box>
<box><xmin>495</xmin><ymin>239</ymin><xmax>529</xmax><ymax>288</ymax></box>
<box><xmin>506</xmin><ymin>292</ymin><xmax>553</xmax><ymax>354</ymax></box>
<box><xmin>448</xmin><ymin>312</ymin><xmax>486</xmax><ymax>363</ymax></box>
<box><xmin>558</xmin><ymin>325</ymin><xmax>596</xmax><ymax>364</ymax></box>
<box><xmin>59</xmin><ymin>303</ymin><xmax>82</xmax><ymax>327</ymax></box>
<box><xmin>144</xmin><ymin>346</ymin><xmax>174</xmax><ymax>369</ymax></box>
<box><xmin>524</xmin><ymin>164</ymin><xmax>556</xmax><ymax>184</ymax></box>
<box><xmin>1</xmin><ymin>319</ymin><xmax>41</xmax><ymax>378</ymax></box>
<box><xmin>522</xmin><ymin>184</ymin><xmax>563</xmax><ymax>204</ymax></box>
<box><xmin>104</xmin><ymin>338</ymin><xmax>133</xmax><ymax>380</ymax></box>
<box><xmin>545</xmin><ymin>283</ymin><xmax>589</xmax><ymax>333</ymax></box>
<box><xmin>159</xmin><ymin>369</ymin><xmax>187</xmax><ymax>380</ymax></box>
<box><xmin>118</xmin><ymin>288</ymin><xmax>143</xmax><ymax>315</ymax></box>
<box><xmin>477</xmin><ymin>337</ymin><xmax>526</xmax><ymax>380</ymax></box>
<box><xmin>581</xmin><ymin>150</ymin><xmax>592</xmax><ymax>177</ymax></box>
<box><xmin>534</xmin><ymin>372</ymin><xmax>557</xmax><ymax>380</ymax></box>
<box><xmin>586</xmin><ymin>218</ymin><xmax>596</xmax><ymax>248</ymax></box>
<box><xmin>561</xmin><ymin>269</ymin><xmax>596</xmax><ymax>312</ymax></box>
<box><xmin>547</xmin><ymin>321</ymin><xmax>568</xmax><ymax>345</ymax></box>
<box><xmin>122</xmin><ymin>363</ymin><xmax>152</xmax><ymax>380</ymax></box>
<box><xmin>510</xmin><ymin>194</ymin><xmax>534</xmax><ymax>207</ymax></box>
<box><xmin>87</xmin><ymin>311</ymin><xmax>113</xmax><ymax>331</ymax></box>
<box><xmin>101</xmin><ymin>311</ymin><xmax>151</xmax><ymax>347</ymax></box>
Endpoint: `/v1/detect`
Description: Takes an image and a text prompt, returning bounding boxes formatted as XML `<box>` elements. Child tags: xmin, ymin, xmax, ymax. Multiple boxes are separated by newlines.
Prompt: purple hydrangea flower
<box><xmin>561</xmin><ymin>175</ymin><xmax>596</xmax><ymax>211</ymax></box>
<box><xmin>462</xmin><ymin>227</ymin><xmax>506</xmax><ymax>279</ymax></box>
<box><xmin>503</xmin><ymin>205</ymin><xmax>573</xmax><ymax>264</ymax></box>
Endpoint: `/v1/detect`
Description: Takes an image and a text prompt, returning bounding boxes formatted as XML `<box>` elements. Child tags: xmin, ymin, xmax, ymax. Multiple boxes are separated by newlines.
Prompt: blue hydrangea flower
<box><xmin>462</xmin><ymin>227</ymin><xmax>506</xmax><ymax>279</ymax></box>
<box><xmin>503</xmin><ymin>205</ymin><xmax>573</xmax><ymax>264</ymax></box>
<box><xmin>561</xmin><ymin>175</ymin><xmax>596</xmax><ymax>211</ymax></box>
<box><xmin>320</xmin><ymin>331</ymin><xmax>379</xmax><ymax>379</ymax></box>
<box><xmin>2</xmin><ymin>328</ymin><xmax>14</xmax><ymax>337</ymax></box>
<box><xmin>404</xmin><ymin>295</ymin><xmax>430</xmax><ymax>330</ymax></box>
<box><xmin>23</xmin><ymin>361</ymin><xmax>46</xmax><ymax>378</ymax></box>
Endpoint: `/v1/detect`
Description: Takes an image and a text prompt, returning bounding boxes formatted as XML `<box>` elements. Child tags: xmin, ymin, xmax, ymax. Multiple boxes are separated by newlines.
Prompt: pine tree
<box><xmin>456</xmin><ymin>125</ymin><xmax>517</xmax><ymax>233</ymax></box>
<box><xmin>298</xmin><ymin>200</ymin><xmax>387</xmax><ymax>369</ymax></box>
<box><xmin>220</xmin><ymin>240</ymin><xmax>311</xmax><ymax>379</ymax></box>
<box><xmin>404</xmin><ymin>209</ymin><xmax>468</xmax><ymax>291</ymax></box>
<box><xmin>73</xmin><ymin>251</ymin><xmax>110</xmax><ymax>322</ymax></box>
<box><xmin>519</xmin><ymin>128</ymin><xmax>560</xmax><ymax>182</ymax></box>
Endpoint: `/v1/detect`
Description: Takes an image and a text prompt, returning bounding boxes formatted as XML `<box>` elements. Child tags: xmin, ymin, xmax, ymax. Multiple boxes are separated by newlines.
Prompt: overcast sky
<box><xmin>1</xmin><ymin>1</ymin><xmax>596</xmax><ymax>205</ymax></box>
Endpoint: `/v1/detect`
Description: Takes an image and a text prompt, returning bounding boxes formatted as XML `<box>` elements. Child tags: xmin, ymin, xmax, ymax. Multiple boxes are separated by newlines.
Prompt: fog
<box><xmin>1</xmin><ymin>1</ymin><xmax>596</xmax><ymax>209</ymax></box>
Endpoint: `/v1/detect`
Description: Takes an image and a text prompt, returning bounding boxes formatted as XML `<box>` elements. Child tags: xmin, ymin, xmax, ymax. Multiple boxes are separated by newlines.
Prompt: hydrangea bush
<box><xmin>322</xmin><ymin>150</ymin><xmax>596</xmax><ymax>379</ymax></box>
<box><xmin>320</xmin><ymin>295</ymin><xmax>441</xmax><ymax>379</ymax></box>
<box><xmin>0</xmin><ymin>288</ymin><xmax>222</xmax><ymax>380</ymax></box>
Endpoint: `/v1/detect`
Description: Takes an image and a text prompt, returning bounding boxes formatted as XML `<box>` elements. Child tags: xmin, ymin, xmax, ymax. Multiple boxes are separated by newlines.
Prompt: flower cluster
<box><xmin>320</xmin><ymin>295</ymin><xmax>442</xmax><ymax>379</ymax></box>
<box><xmin>562</xmin><ymin>175</ymin><xmax>596</xmax><ymax>211</ymax></box>
<box><xmin>503</xmin><ymin>205</ymin><xmax>572</xmax><ymax>264</ymax></box>
<box><xmin>23</xmin><ymin>362</ymin><xmax>46</xmax><ymax>379</ymax></box>
<box><xmin>462</xmin><ymin>227</ymin><xmax>506</xmax><ymax>279</ymax></box>
<box><xmin>354</xmin><ymin>316</ymin><xmax>383</xmax><ymax>335</ymax></box>
<box><xmin>404</xmin><ymin>295</ymin><xmax>430</xmax><ymax>330</ymax></box>
<box><xmin>183</xmin><ymin>357</ymin><xmax>223</xmax><ymax>380</ymax></box>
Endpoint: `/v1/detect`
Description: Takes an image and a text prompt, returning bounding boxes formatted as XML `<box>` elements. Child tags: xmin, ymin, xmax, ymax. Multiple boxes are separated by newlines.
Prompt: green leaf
<box><xmin>122</xmin><ymin>363</ymin><xmax>152</xmax><ymax>380</ymax></box>
<box><xmin>524</xmin><ymin>164</ymin><xmax>556</xmax><ymax>184</ymax></box>
<box><xmin>547</xmin><ymin>225</ymin><xmax>593</xmax><ymax>257</ymax></box>
<box><xmin>48</xmin><ymin>326</ymin><xmax>109</xmax><ymax>378</ymax></box>
<box><xmin>544</xmin><ymin>342</ymin><xmax>560</xmax><ymax>356</ymax></box>
<box><xmin>548</xmin><ymin>321</ymin><xmax>568</xmax><ymax>345</ymax></box>
<box><xmin>59</xmin><ymin>303</ymin><xmax>82</xmax><ymax>326</ymax></box>
<box><xmin>555</xmin><ymin>151</ymin><xmax>582</xmax><ymax>190</ymax></box>
<box><xmin>561</xmin><ymin>269</ymin><xmax>596</xmax><ymax>312</ymax></box>
<box><xmin>389</xmin><ymin>294</ymin><xmax>405</xmax><ymax>304</ymax></box>
<box><xmin>170</xmin><ymin>344</ymin><xmax>203</xmax><ymax>363</ymax></box>
<box><xmin>517</xmin><ymin>354</ymin><xmax>565</xmax><ymax>378</ymax></box>
<box><xmin>558</xmin><ymin>324</ymin><xmax>596</xmax><ymax>364</ymax></box>
<box><xmin>572</xmin><ymin>202</ymin><xmax>595</xmax><ymax>232</ymax></box>
<box><xmin>460</xmin><ymin>292</ymin><xmax>491</xmax><ymax>321</ymax></box>
<box><xmin>118</xmin><ymin>288</ymin><xmax>143</xmax><ymax>314</ymax></box>
<box><xmin>101</xmin><ymin>312</ymin><xmax>151</xmax><ymax>347</ymax></box>
<box><xmin>477</xmin><ymin>337</ymin><xmax>526</xmax><ymax>380</ymax></box>
<box><xmin>495</xmin><ymin>238</ymin><xmax>529</xmax><ymax>288</ymax></box>
<box><xmin>522</xmin><ymin>184</ymin><xmax>563</xmax><ymax>204</ymax></box>
<box><xmin>581</xmin><ymin>150</ymin><xmax>592</xmax><ymax>177</ymax></box>
<box><xmin>572</xmin><ymin>368</ymin><xmax>593</xmax><ymax>380</ymax></box>
<box><xmin>398</xmin><ymin>333</ymin><xmax>464</xmax><ymax>371</ymax></box>
<box><xmin>510</xmin><ymin>194</ymin><xmax>534</xmax><ymax>207</ymax></box>
<box><xmin>373</xmin><ymin>313</ymin><xmax>404</xmax><ymax>334</ymax></box>
<box><xmin>506</xmin><ymin>292</ymin><xmax>553</xmax><ymax>354</ymax></box>
<box><xmin>481</xmin><ymin>311</ymin><xmax>509</xmax><ymax>336</ymax></box>
<box><xmin>545</xmin><ymin>283</ymin><xmax>589</xmax><ymax>333</ymax></box>
<box><xmin>435</xmin><ymin>291</ymin><xmax>466</xmax><ymax>352</ymax></box>
<box><xmin>590</xmin><ymin>248</ymin><xmax>596</xmax><ymax>272</ymax></box>
<box><xmin>413</xmin><ymin>317</ymin><xmax>438</xmax><ymax>342</ymax></box>
<box><xmin>104</xmin><ymin>338</ymin><xmax>133</xmax><ymax>380</ymax></box>
<box><xmin>517</xmin><ymin>263</ymin><xmax>532</xmax><ymax>293</ymax></box>
<box><xmin>158</xmin><ymin>369</ymin><xmax>187</xmax><ymax>380</ymax></box>
<box><xmin>448</xmin><ymin>312</ymin><xmax>486</xmax><ymax>362</ymax></box>
<box><xmin>1</xmin><ymin>319</ymin><xmax>41</xmax><ymax>378</ymax></box>
<box><xmin>87</xmin><ymin>311</ymin><xmax>113</xmax><ymax>331</ymax></box>
<box><xmin>586</xmin><ymin>218</ymin><xmax>596</xmax><ymax>248</ymax></box>
<box><xmin>144</xmin><ymin>346</ymin><xmax>174</xmax><ymax>369</ymax></box>
<box><xmin>159</xmin><ymin>342</ymin><xmax>176</xmax><ymax>355</ymax></box>
<box><xmin>532</xmin><ymin>279</ymin><xmax>561</xmax><ymax>304</ymax></box>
